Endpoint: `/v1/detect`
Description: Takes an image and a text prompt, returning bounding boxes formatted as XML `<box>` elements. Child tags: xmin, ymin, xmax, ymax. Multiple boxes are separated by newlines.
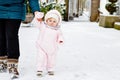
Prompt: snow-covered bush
<box><xmin>40</xmin><ymin>2</ymin><xmax>66</xmax><ymax>19</ymax></box>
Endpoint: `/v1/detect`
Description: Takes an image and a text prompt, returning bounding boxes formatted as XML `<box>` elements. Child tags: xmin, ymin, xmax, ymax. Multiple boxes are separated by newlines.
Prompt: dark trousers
<box><xmin>0</xmin><ymin>19</ymin><xmax>21</xmax><ymax>59</ymax></box>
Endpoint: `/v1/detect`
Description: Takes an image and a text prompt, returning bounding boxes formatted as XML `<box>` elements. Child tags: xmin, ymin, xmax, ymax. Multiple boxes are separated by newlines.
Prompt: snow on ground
<box><xmin>1</xmin><ymin>21</ymin><xmax>120</xmax><ymax>80</ymax></box>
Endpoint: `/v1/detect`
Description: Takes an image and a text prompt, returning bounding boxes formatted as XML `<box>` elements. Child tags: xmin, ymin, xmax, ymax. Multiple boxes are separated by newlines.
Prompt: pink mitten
<box><xmin>35</xmin><ymin>12</ymin><xmax>44</xmax><ymax>18</ymax></box>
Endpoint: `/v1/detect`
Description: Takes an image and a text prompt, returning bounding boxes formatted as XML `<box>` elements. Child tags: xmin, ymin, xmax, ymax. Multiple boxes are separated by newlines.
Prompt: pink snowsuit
<box><xmin>36</xmin><ymin>22</ymin><xmax>64</xmax><ymax>71</ymax></box>
<box><xmin>32</xmin><ymin>10</ymin><xmax>64</xmax><ymax>71</ymax></box>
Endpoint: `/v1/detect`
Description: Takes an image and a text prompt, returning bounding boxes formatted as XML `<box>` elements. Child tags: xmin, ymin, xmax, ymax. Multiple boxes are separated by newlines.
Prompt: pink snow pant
<box><xmin>37</xmin><ymin>47</ymin><xmax>56</xmax><ymax>71</ymax></box>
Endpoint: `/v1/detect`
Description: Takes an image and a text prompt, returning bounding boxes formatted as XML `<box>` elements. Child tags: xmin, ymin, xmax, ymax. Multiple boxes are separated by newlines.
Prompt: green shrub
<box><xmin>25</xmin><ymin>0</ymin><xmax>32</xmax><ymax>13</ymax></box>
<box><xmin>40</xmin><ymin>2</ymin><xmax>66</xmax><ymax>19</ymax></box>
<box><xmin>25</xmin><ymin>1</ymin><xmax>66</xmax><ymax>19</ymax></box>
<box><xmin>105</xmin><ymin>0</ymin><xmax>118</xmax><ymax>15</ymax></box>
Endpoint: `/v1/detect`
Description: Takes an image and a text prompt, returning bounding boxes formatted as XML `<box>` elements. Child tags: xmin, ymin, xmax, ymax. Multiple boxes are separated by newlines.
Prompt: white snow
<box><xmin>1</xmin><ymin>21</ymin><xmax>120</xmax><ymax>80</ymax></box>
<box><xmin>115</xmin><ymin>22</ymin><xmax>120</xmax><ymax>25</ymax></box>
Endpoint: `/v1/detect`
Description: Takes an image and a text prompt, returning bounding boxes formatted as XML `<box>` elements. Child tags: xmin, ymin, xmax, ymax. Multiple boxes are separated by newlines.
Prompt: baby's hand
<box><xmin>37</xmin><ymin>18</ymin><xmax>42</xmax><ymax>22</ymax></box>
<box><xmin>35</xmin><ymin>12</ymin><xmax>44</xmax><ymax>22</ymax></box>
<box><xmin>35</xmin><ymin>12</ymin><xmax>44</xmax><ymax>18</ymax></box>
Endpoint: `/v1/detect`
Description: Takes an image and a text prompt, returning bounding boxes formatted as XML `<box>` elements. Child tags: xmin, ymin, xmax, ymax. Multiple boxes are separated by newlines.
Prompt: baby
<box><xmin>32</xmin><ymin>10</ymin><xmax>64</xmax><ymax>76</ymax></box>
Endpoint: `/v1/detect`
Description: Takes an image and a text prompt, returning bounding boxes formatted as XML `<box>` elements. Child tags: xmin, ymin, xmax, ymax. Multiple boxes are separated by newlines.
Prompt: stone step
<box><xmin>114</xmin><ymin>22</ymin><xmax>120</xmax><ymax>30</ymax></box>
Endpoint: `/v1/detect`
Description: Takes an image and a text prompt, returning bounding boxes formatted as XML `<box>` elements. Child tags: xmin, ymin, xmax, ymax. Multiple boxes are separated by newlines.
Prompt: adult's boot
<box><xmin>7</xmin><ymin>59</ymin><xmax>19</xmax><ymax>79</ymax></box>
<box><xmin>0</xmin><ymin>56</ymin><xmax>7</xmax><ymax>72</ymax></box>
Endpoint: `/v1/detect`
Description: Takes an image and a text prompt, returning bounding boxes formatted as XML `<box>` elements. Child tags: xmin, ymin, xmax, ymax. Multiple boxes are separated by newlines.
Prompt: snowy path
<box><xmin>1</xmin><ymin>22</ymin><xmax>120</xmax><ymax>80</ymax></box>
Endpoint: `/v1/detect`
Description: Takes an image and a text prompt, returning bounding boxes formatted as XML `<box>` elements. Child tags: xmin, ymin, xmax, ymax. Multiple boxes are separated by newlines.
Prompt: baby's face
<box><xmin>46</xmin><ymin>18</ymin><xmax>58</xmax><ymax>27</ymax></box>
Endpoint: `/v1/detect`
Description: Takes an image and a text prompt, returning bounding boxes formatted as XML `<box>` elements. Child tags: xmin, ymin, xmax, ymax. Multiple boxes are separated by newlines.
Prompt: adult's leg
<box><xmin>5</xmin><ymin>19</ymin><xmax>21</xmax><ymax>78</ymax></box>
<box><xmin>0</xmin><ymin>19</ymin><xmax>7</xmax><ymax>72</ymax></box>
<box><xmin>5</xmin><ymin>19</ymin><xmax>21</xmax><ymax>59</ymax></box>
<box><xmin>0</xmin><ymin>19</ymin><xmax>7</xmax><ymax>57</ymax></box>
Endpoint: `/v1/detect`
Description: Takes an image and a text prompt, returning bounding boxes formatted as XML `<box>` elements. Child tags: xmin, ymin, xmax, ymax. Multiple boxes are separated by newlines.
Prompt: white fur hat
<box><xmin>45</xmin><ymin>10</ymin><xmax>62</xmax><ymax>26</ymax></box>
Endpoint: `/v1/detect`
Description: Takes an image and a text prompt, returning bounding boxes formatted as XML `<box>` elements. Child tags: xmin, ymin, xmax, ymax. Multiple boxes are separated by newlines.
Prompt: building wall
<box><xmin>68</xmin><ymin>0</ymin><xmax>74</xmax><ymax>20</ymax></box>
<box><xmin>73</xmin><ymin>0</ymin><xmax>78</xmax><ymax>17</ymax></box>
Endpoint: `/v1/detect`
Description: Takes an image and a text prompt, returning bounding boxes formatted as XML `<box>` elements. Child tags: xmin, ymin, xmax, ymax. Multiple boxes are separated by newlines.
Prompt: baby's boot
<box><xmin>37</xmin><ymin>71</ymin><xmax>43</xmax><ymax>76</ymax></box>
<box><xmin>48</xmin><ymin>71</ymin><xmax>54</xmax><ymax>75</ymax></box>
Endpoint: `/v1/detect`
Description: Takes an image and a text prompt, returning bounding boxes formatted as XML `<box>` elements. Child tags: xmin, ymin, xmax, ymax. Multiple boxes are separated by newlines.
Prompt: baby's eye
<box><xmin>53</xmin><ymin>21</ymin><xmax>56</xmax><ymax>23</ymax></box>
